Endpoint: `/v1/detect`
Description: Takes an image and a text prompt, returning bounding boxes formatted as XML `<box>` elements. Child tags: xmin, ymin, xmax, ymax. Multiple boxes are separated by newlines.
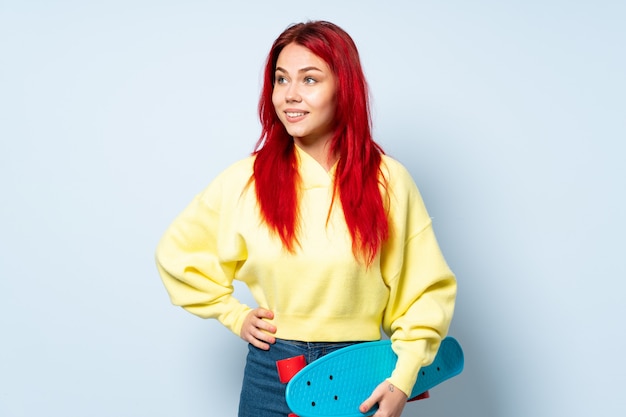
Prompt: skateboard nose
<box><xmin>277</xmin><ymin>355</ymin><xmax>307</xmax><ymax>383</ymax></box>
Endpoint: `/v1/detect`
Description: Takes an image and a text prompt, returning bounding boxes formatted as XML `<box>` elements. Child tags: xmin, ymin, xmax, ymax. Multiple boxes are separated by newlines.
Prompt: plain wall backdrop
<box><xmin>1</xmin><ymin>1</ymin><xmax>624</xmax><ymax>416</ymax></box>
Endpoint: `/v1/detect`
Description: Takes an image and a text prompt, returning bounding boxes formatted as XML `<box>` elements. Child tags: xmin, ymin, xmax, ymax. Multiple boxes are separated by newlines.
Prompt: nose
<box><xmin>285</xmin><ymin>82</ymin><xmax>301</xmax><ymax>103</ymax></box>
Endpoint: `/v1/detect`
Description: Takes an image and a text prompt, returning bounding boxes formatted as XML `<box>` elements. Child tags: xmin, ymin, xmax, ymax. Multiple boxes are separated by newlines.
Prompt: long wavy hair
<box><xmin>253</xmin><ymin>21</ymin><xmax>388</xmax><ymax>264</ymax></box>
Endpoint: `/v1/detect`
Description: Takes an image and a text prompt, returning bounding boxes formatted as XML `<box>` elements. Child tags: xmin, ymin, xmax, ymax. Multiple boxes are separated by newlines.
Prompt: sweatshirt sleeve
<box><xmin>155</xmin><ymin>174</ymin><xmax>252</xmax><ymax>336</ymax></box>
<box><xmin>380</xmin><ymin>161</ymin><xmax>457</xmax><ymax>396</ymax></box>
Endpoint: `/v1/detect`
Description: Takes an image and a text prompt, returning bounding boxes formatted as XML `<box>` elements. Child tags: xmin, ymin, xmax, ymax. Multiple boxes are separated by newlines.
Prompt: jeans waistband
<box><xmin>276</xmin><ymin>339</ymin><xmax>362</xmax><ymax>349</ymax></box>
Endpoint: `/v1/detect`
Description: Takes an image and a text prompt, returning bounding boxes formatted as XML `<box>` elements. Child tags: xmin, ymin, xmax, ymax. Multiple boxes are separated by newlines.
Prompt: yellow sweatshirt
<box><xmin>155</xmin><ymin>145</ymin><xmax>456</xmax><ymax>396</ymax></box>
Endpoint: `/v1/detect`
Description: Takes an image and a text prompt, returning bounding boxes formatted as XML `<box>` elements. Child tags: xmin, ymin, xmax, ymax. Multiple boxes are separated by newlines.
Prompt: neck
<box><xmin>294</xmin><ymin>138</ymin><xmax>338</xmax><ymax>171</ymax></box>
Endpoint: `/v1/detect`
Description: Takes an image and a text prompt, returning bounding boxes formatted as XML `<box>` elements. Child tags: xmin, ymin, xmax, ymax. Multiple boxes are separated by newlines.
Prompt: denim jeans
<box><xmin>238</xmin><ymin>339</ymin><xmax>361</xmax><ymax>417</ymax></box>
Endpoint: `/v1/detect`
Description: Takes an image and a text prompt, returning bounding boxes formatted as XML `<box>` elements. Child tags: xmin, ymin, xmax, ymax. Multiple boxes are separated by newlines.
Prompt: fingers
<box><xmin>359</xmin><ymin>384</ymin><xmax>383</xmax><ymax>415</ymax></box>
<box><xmin>241</xmin><ymin>308</ymin><xmax>277</xmax><ymax>350</ymax></box>
<box><xmin>360</xmin><ymin>381</ymin><xmax>408</xmax><ymax>417</ymax></box>
<box><xmin>255</xmin><ymin>308</ymin><xmax>276</xmax><ymax>324</ymax></box>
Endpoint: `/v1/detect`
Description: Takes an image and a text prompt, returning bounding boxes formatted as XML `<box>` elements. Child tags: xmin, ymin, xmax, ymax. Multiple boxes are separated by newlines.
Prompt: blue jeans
<box><xmin>238</xmin><ymin>339</ymin><xmax>361</xmax><ymax>417</ymax></box>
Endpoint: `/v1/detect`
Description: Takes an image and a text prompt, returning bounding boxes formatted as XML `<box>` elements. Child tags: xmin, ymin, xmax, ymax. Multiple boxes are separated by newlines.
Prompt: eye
<box><xmin>304</xmin><ymin>76</ymin><xmax>317</xmax><ymax>84</ymax></box>
<box><xmin>275</xmin><ymin>75</ymin><xmax>288</xmax><ymax>85</ymax></box>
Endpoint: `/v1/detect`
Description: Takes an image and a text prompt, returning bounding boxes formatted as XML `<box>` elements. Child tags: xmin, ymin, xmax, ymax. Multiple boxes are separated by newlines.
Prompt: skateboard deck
<box><xmin>285</xmin><ymin>337</ymin><xmax>463</xmax><ymax>417</ymax></box>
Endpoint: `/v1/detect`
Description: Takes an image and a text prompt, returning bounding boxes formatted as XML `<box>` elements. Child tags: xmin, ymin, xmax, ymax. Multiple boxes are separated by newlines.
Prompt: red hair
<box><xmin>253</xmin><ymin>21</ymin><xmax>388</xmax><ymax>264</ymax></box>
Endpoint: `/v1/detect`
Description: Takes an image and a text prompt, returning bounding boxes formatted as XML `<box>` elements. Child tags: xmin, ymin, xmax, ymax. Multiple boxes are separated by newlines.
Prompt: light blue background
<box><xmin>1</xmin><ymin>1</ymin><xmax>624</xmax><ymax>416</ymax></box>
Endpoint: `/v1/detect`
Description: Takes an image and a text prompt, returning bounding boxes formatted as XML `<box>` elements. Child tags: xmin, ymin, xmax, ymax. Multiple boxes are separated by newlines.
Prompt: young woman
<box><xmin>156</xmin><ymin>21</ymin><xmax>457</xmax><ymax>417</ymax></box>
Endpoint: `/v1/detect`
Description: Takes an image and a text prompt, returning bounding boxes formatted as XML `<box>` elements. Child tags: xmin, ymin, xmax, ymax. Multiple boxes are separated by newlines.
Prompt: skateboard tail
<box><xmin>408</xmin><ymin>337</ymin><xmax>464</xmax><ymax>399</ymax></box>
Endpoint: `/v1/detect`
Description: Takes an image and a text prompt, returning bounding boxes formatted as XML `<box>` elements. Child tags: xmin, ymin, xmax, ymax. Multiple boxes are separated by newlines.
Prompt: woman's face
<box><xmin>272</xmin><ymin>43</ymin><xmax>337</xmax><ymax>150</ymax></box>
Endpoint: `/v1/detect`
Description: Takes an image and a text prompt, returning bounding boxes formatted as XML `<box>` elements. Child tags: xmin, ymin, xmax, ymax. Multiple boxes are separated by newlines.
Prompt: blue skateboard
<box><xmin>283</xmin><ymin>337</ymin><xmax>463</xmax><ymax>417</ymax></box>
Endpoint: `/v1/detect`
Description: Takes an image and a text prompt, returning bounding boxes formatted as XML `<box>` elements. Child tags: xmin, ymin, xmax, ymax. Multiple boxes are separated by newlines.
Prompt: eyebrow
<box><xmin>275</xmin><ymin>66</ymin><xmax>324</xmax><ymax>74</ymax></box>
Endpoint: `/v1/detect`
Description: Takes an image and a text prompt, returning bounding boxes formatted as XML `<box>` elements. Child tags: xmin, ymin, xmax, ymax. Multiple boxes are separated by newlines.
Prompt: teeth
<box><xmin>286</xmin><ymin>112</ymin><xmax>306</xmax><ymax>117</ymax></box>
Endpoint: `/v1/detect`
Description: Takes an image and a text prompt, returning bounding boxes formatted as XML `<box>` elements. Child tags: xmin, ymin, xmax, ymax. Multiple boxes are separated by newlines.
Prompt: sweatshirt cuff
<box><xmin>183</xmin><ymin>297</ymin><xmax>251</xmax><ymax>337</ymax></box>
<box><xmin>387</xmin><ymin>338</ymin><xmax>432</xmax><ymax>396</ymax></box>
<box><xmin>387</xmin><ymin>352</ymin><xmax>422</xmax><ymax>396</ymax></box>
<box><xmin>229</xmin><ymin>305</ymin><xmax>253</xmax><ymax>337</ymax></box>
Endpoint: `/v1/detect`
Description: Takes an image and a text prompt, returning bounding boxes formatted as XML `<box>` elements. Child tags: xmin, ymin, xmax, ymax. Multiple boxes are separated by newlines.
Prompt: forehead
<box><xmin>275</xmin><ymin>43</ymin><xmax>330</xmax><ymax>72</ymax></box>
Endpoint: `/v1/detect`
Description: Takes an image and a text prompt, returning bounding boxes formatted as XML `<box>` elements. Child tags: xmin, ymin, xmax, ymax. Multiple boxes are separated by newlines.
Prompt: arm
<box><xmin>360</xmin><ymin>222</ymin><xmax>456</xmax><ymax>416</ymax></box>
<box><xmin>384</xmin><ymin>222</ymin><xmax>457</xmax><ymax>396</ymax></box>
<box><xmin>155</xmin><ymin>181</ymin><xmax>252</xmax><ymax>336</ymax></box>
<box><xmin>362</xmin><ymin>161</ymin><xmax>457</xmax><ymax>414</ymax></box>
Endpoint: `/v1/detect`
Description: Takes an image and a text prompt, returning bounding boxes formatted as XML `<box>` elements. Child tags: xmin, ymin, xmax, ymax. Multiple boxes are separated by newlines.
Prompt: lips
<box><xmin>284</xmin><ymin>110</ymin><xmax>308</xmax><ymax>123</ymax></box>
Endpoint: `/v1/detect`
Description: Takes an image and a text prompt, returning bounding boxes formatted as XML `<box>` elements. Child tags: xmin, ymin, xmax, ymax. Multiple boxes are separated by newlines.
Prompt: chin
<box><xmin>286</xmin><ymin>129</ymin><xmax>307</xmax><ymax>139</ymax></box>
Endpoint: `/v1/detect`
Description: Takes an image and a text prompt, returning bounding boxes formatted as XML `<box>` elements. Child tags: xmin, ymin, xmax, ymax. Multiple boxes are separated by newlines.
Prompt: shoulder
<box><xmin>379</xmin><ymin>154</ymin><xmax>430</xmax><ymax>223</ymax></box>
<box><xmin>214</xmin><ymin>154</ymin><xmax>256</xmax><ymax>183</ymax></box>
<box><xmin>380</xmin><ymin>154</ymin><xmax>417</xmax><ymax>190</ymax></box>
<box><xmin>197</xmin><ymin>154</ymin><xmax>256</xmax><ymax>204</ymax></box>
<box><xmin>217</xmin><ymin>155</ymin><xmax>256</xmax><ymax>180</ymax></box>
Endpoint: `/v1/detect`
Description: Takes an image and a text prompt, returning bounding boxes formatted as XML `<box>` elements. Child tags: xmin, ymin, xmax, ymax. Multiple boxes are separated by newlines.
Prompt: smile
<box><xmin>285</xmin><ymin>111</ymin><xmax>307</xmax><ymax>117</ymax></box>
